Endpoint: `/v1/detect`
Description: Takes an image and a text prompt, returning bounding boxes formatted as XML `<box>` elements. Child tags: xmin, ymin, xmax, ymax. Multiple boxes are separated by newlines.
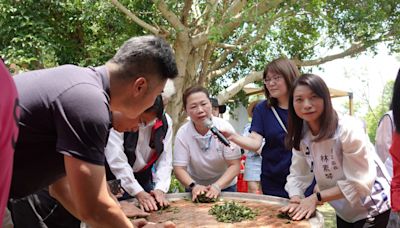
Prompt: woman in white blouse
<box><xmin>280</xmin><ymin>74</ymin><xmax>391</xmax><ymax>227</ymax></box>
<box><xmin>173</xmin><ymin>86</ymin><xmax>241</xmax><ymax>201</ymax></box>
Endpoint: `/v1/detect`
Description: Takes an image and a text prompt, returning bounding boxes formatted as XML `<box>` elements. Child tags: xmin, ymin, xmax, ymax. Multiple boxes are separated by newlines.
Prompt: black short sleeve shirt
<box><xmin>10</xmin><ymin>65</ymin><xmax>111</xmax><ymax>199</ymax></box>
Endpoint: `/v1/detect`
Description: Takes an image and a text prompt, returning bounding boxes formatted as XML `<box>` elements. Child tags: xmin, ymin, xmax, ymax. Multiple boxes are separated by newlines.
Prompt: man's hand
<box><xmin>151</xmin><ymin>190</ymin><xmax>169</xmax><ymax>208</ymax></box>
<box><xmin>120</xmin><ymin>201</ymin><xmax>149</xmax><ymax>218</ymax></box>
<box><xmin>136</xmin><ymin>191</ymin><xmax>158</xmax><ymax>211</ymax></box>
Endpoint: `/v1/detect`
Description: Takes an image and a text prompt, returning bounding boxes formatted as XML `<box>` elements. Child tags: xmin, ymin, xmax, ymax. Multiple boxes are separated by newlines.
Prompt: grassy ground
<box><xmin>317</xmin><ymin>203</ymin><xmax>336</xmax><ymax>228</ymax></box>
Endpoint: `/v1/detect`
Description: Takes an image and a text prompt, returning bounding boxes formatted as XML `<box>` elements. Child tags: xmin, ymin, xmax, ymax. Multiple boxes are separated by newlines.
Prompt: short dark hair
<box><xmin>263</xmin><ymin>57</ymin><xmax>300</xmax><ymax>107</ymax></box>
<box><xmin>286</xmin><ymin>74</ymin><xmax>338</xmax><ymax>150</ymax></box>
<box><xmin>393</xmin><ymin>68</ymin><xmax>400</xmax><ymax>133</ymax></box>
<box><xmin>109</xmin><ymin>35</ymin><xmax>178</xmax><ymax>81</ymax></box>
<box><xmin>210</xmin><ymin>97</ymin><xmax>226</xmax><ymax>114</ymax></box>
<box><xmin>182</xmin><ymin>86</ymin><xmax>210</xmax><ymax>110</ymax></box>
<box><xmin>144</xmin><ymin>95</ymin><xmax>164</xmax><ymax>119</ymax></box>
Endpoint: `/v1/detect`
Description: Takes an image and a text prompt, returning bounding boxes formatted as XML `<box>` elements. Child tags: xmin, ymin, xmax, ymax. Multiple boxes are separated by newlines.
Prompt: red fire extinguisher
<box><xmin>237</xmin><ymin>154</ymin><xmax>248</xmax><ymax>192</ymax></box>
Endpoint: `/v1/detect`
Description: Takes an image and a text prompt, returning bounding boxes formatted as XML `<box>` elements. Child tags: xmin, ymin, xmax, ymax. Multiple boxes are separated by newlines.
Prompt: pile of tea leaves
<box><xmin>209</xmin><ymin>201</ymin><xmax>258</xmax><ymax>223</ymax></box>
<box><xmin>195</xmin><ymin>193</ymin><xmax>217</xmax><ymax>203</ymax></box>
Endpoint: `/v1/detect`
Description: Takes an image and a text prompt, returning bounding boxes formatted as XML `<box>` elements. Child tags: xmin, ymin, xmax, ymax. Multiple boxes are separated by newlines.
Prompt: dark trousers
<box><xmin>185</xmin><ymin>184</ymin><xmax>237</xmax><ymax>193</ymax></box>
<box><xmin>336</xmin><ymin>209</ymin><xmax>391</xmax><ymax>228</ymax></box>
<box><xmin>222</xmin><ymin>184</ymin><xmax>237</xmax><ymax>192</ymax></box>
<box><xmin>117</xmin><ymin>167</ymin><xmax>155</xmax><ymax>201</ymax></box>
<box><xmin>8</xmin><ymin>189</ymin><xmax>80</xmax><ymax>228</ymax></box>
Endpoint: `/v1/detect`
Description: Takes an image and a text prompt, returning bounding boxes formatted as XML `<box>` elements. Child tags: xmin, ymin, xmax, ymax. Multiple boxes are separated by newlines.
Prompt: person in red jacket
<box><xmin>390</xmin><ymin>68</ymin><xmax>400</xmax><ymax>214</ymax></box>
<box><xmin>0</xmin><ymin>59</ymin><xmax>19</xmax><ymax>227</ymax></box>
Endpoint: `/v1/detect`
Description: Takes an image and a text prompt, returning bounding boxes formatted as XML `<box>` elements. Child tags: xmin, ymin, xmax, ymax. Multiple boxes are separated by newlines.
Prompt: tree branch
<box><xmin>215</xmin><ymin>43</ymin><xmax>241</xmax><ymax>49</ymax></box>
<box><xmin>210</xmin><ymin>11</ymin><xmax>285</xmax><ymax>72</ymax></box>
<box><xmin>295</xmin><ymin>23</ymin><xmax>398</xmax><ymax>66</ymax></box>
<box><xmin>154</xmin><ymin>0</ymin><xmax>186</xmax><ymax>32</ymax></box>
<box><xmin>199</xmin><ymin>44</ymin><xmax>214</xmax><ymax>84</ymax></box>
<box><xmin>192</xmin><ymin>0</ymin><xmax>284</xmax><ymax>48</ymax></box>
<box><xmin>181</xmin><ymin>0</ymin><xmax>193</xmax><ymax>26</ymax></box>
<box><xmin>294</xmin><ymin>43</ymin><xmax>366</xmax><ymax>66</ymax></box>
<box><xmin>109</xmin><ymin>0</ymin><xmax>160</xmax><ymax>35</ymax></box>
<box><xmin>205</xmin><ymin>1</ymin><xmax>219</xmax><ymax>35</ymax></box>
<box><xmin>220</xmin><ymin>0</ymin><xmax>247</xmax><ymax>23</ymax></box>
<box><xmin>218</xmin><ymin>71</ymin><xmax>263</xmax><ymax>103</ymax></box>
<box><xmin>207</xmin><ymin>58</ymin><xmax>240</xmax><ymax>80</ymax></box>
<box><xmin>217</xmin><ymin>0</ymin><xmax>283</xmax><ymax>40</ymax></box>
<box><xmin>191</xmin><ymin>32</ymin><xmax>209</xmax><ymax>48</ymax></box>
<box><xmin>202</xmin><ymin>0</ymin><xmax>218</xmax><ymax>24</ymax></box>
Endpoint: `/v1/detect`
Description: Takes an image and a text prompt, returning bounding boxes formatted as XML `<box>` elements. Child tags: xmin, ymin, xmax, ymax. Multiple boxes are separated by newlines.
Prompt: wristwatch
<box><xmin>188</xmin><ymin>181</ymin><xmax>196</xmax><ymax>190</ymax></box>
<box><xmin>316</xmin><ymin>192</ymin><xmax>322</xmax><ymax>202</ymax></box>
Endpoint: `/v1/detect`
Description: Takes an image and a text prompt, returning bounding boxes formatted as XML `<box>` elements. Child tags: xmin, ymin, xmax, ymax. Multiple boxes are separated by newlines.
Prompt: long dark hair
<box><xmin>393</xmin><ymin>68</ymin><xmax>400</xmax><ymax>133</ymax></box>
<box><xmin>263</xmin><ymin>57</ymin><xmax>300</xmax><ymax>107</ymax></box>
<box><xmin>286</xmin><ymin>74</ymin><xmax>338</xmax><ymax>150</ymax></box>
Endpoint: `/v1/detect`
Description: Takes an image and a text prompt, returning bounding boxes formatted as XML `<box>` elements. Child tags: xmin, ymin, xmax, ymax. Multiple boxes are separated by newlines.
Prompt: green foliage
<box><xmin>168</xmin><ymin>174</ymin><xmax>185</xmax><ymax>193</ymax></box>
<box><xmin>204</xmin><ymin>0</ymin><xmax>399</xmax><ymax>105</ymax></box>
<box><xmin>365</xmin><ymin>80</ymin><xmax>394</xmax><ymax>143</ymax></box>
<box><xmin>1</xmin><ymin>0</ymin><xmax>399</xmax><ymax>115</ymax></box>
<box><xmin>325</xmin><ymin>0</ymin><xmax>399</xmax><ymax>50</ymax></box>
<box><xmin>0</xmin><ymin>0</ymin><xmax>145</xmax><ymax>71</ymax></box>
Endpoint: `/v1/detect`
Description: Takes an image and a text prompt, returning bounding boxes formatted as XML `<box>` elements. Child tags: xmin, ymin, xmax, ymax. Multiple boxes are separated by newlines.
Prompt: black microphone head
<box><xmin>203</xmin><ymin>118</ymin><xmax>213</xmax><ymax>129</ymax></box>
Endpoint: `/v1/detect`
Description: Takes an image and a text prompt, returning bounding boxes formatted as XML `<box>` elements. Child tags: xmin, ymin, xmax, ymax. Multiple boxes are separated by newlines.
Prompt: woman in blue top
<box><xmin>225</xmin><ymin>57</ymin><xmax>314</xmax><ymax>198</ymax></box>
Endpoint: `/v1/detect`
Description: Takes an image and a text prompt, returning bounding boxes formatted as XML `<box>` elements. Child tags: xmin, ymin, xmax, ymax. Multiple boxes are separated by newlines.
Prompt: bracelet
<box><xmin>188</xmin><ymin>181</ymin><xmax>196</xmax><ymax>190</ymax></box>
<box><xmin>211</xmin><ymin>183</ymin><xmax>221</xmax><ymax>192</ymax></box>
<box><xmin>316</xmin><ymin>192</ymin><xmax>322</xmax><ymax>202</ymax></box>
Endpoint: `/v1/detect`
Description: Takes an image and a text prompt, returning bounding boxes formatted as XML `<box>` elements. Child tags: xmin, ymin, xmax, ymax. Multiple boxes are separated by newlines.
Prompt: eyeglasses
<box><xmin>264</xmin><ymin>75</ymin><xmax>282</xmax><ymax>84</ymax></box>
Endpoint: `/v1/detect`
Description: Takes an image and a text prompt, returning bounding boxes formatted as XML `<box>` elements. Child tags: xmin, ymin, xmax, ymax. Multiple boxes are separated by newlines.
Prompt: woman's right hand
<box><xmin>289</xmin><ymin>195</ymin><xmax>302</xmax><ymax>204</ymax></box>
<box><xmin>279</xmin><ymin>195</ymin><xmax>317</xmax><ymax>221</ymax></box>
<box><xmin>191</xmin><ymin>184</ymin><xmax>208</xmax><ymax>201</ymax></box>
<box><xmin>279</xmin><ymin>203</ymin><xmax>300</xmax><ymax>217</ymax></box>
<box><xmin>279</xmin><ymin>196</ymin><xmax>301</xmax><ymax>219</ymax></box>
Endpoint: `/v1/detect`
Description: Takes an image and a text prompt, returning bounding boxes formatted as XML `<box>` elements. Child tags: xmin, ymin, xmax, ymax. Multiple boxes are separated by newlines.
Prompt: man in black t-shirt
<box><xmin>10</xmin><ymin>35</ymin><xmax>178</xmax><ymax>228</ymax></box>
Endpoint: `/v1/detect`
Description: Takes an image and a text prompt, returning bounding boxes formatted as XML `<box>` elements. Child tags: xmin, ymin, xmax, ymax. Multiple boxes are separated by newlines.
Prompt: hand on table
<box><xmin>205</xmin><ymin>184</ymin><xmax>221</xmax><ymax>199</ymax></box>
<box><xmin>191</xmin><ymin>184</ymin><xmax>207</xmax><ymax>201</ymax></box>
<box><xmin>151</xmin><ymin>189</ymin><xmax>169</xmax><ymax>208</ymax></box>
<box><xmin>119</xmin><ymin>201</ymin><xmax>149</xmax><ymax>218</ymax></box>
<box><xmin>136</xmin><ymin>191</ymin><xmax>158</xmax><ymax>211</ymax></box>
<box><xmin>279</xmin><ymin>195</ymin><xmax>317</xmax><ymax>221</ymax></box>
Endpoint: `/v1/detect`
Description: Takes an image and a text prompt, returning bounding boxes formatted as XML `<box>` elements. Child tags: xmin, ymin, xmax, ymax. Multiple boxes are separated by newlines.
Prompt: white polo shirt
<box><xmin>173</xmin><ymin>116</ymin><xmax>241</xmax><ymax>187</ymax></box>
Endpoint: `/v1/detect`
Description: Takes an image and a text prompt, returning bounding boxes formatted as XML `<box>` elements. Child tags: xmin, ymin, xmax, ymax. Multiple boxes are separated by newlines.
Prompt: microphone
<box><xmin>203</xmin><ymin>118</ymin><xmax>230</xmax><ymax>147</ymax></box>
